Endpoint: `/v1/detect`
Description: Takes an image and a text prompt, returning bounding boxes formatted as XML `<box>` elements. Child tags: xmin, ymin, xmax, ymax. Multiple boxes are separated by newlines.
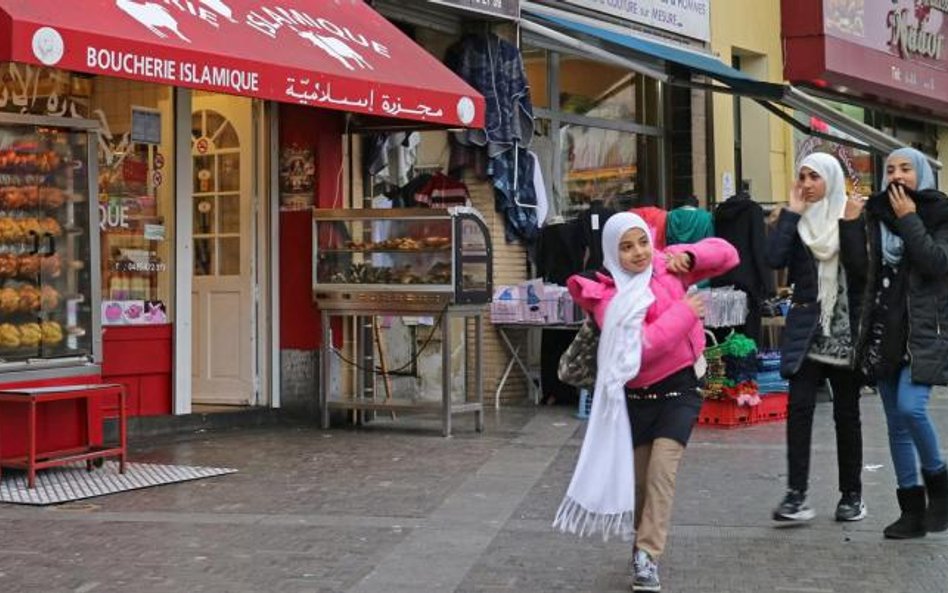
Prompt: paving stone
<box><xmin>0</xmin><ymin>399</ymin><xmax>946</xmax><ymax>592</ymax></box>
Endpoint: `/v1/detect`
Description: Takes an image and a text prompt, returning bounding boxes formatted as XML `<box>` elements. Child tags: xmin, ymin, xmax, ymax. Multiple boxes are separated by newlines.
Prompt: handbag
<box><xmin>557</xmin><ymin>318</ymin><xmax>600</xmax><ymax>388</ymax></box>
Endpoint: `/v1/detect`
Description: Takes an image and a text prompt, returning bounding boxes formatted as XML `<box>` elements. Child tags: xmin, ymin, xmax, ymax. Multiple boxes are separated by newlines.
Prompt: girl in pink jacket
<box><xmin>567</xmin><ymin>213</ymin><xmax>738</xmax><ymax>592</ymax></box>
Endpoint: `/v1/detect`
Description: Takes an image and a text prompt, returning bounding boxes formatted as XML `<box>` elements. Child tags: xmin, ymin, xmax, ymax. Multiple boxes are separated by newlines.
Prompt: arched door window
<box><xmin>192</xmin><ymin>109</ymin><xmax>241</xmax><ymax>276</ymax></box>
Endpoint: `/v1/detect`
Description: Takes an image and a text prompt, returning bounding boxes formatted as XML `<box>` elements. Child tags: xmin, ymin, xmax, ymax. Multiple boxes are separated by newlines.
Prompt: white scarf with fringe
<box><xmin>796</xmin><ymin>153</ymin><xmax>847</xmax><ymax>336</ymax></box>
<box><xmin>553</xmin><ymin>213</ymin><xmax>654</xmax><ymax>540</ymax></box>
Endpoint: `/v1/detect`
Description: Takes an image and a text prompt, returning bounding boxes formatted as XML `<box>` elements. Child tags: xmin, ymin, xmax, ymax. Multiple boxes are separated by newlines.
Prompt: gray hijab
<box><xmin>881</xmin><ymin>147</ymin><xmax>936</xmax><ymax>266</ymax></box>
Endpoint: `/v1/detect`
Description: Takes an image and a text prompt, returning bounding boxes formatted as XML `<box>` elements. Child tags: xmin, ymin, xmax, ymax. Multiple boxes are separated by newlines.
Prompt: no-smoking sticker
<box><xmin>196</xmin><ymin>137</ymin><xmax>210</xmax><ymax>154</ymax></box>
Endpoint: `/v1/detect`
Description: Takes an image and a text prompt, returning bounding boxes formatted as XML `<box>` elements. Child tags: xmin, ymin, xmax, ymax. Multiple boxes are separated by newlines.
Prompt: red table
<box><xmin>0</xmin><ymin>384</ymin><xmax>127</xmax><ymax>489</ymax></box>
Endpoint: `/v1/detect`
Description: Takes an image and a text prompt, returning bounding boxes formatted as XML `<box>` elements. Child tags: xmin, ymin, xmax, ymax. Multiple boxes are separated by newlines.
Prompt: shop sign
<box><xmin>821</xmin><ymin>0</ymin><xmax>948</xmax><ymax>93</ymax></box>
<box><xmin>561</xmin><ymin>0</ymin><xmax>710</xmax><ymax>42</ymax></box>
<box><xmin>4</xmin><ymin>0</ymin><xmax>484</xmax><ymax>128</ymax></box>
<box><xmin>428</xmin><ymin>0</ymin><xmax>520</xmax><ymax>20</ymax></box>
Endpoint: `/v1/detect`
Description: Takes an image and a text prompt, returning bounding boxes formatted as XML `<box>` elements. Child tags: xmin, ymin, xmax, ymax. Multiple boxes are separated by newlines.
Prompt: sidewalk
<box><xmin>1</xmin><ymin>393</ymin><xmax>947</xmax><ymax>593</ymax></box>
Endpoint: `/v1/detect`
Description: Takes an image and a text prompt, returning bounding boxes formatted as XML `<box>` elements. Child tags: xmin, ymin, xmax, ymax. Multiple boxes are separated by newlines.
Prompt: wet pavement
<box><xmin>2</xmin><ymin>392</ymin><xmax>948</xmax><ymax>593</ymax></box>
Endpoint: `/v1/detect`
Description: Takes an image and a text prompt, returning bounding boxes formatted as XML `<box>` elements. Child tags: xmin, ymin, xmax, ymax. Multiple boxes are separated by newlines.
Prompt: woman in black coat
<box><xmin>766</xmin><ymin>152</ymin><xmax>866</xmax><ymax>524</ymax></box>
<box><xmin>843</xmin><ymin>147</ymin><xmax>948</xmax><ymax>539</ymax></box>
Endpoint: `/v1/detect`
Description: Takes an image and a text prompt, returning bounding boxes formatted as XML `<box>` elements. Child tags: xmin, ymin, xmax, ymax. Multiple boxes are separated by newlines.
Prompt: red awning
<box><xmin>0</xmin><ymin>0</ymin><xmax>484</xmax><ymax>128</ymax></box>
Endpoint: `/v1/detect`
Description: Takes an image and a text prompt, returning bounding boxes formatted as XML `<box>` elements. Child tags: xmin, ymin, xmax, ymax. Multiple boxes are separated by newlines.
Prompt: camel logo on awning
<box><xmin>115</xmin><ymin>0</ymin><xmax>236</xmax><ymax>43</ymax></box>
<box><xmin>246</xmin><ymin>6</ymin><xmax>391</xmax><ymax>70</ymax></box>
<box><xmin>298</xmin><ymin>31</ymin><xmax>372</xmax><ymax>71</ymax></box>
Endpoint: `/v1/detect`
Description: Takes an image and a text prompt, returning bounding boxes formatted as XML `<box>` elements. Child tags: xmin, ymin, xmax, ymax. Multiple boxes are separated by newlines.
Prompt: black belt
<box><xmin>625</xmin><ymin>367</ymin><xmax>697</xmax><ymax>401</ymax></box>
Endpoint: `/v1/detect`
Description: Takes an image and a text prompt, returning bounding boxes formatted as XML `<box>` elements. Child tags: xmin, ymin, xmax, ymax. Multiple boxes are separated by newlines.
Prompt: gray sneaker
<box><xmin>632</xmin><ymin>549</ymin><xmax>661</xmax><ymax>592</ymax></box>
<box><xmin>772</xmin><ymin>489</ymin><xmax>816</xmax><ymax>522</ymax></box>
<box><xmin>835</xmin><ymin>492</ymin><xmax>867</xmax><ymax>522</ymax></box>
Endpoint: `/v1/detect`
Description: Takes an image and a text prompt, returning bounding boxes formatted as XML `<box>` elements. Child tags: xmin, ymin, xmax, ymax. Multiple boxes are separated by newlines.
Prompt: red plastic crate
<box><xmin>698</xmin><ymin>398</ymin><xmax>753</xmax><ymax>428</ymax></box>
<box><xmin>753</xmin><ymin>392</ymin><xmax>789</xmax><ymax>424</ymax></box>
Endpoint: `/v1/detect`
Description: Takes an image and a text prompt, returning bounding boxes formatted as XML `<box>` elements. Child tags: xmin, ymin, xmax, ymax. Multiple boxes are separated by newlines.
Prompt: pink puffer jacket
<box><xmin>567</xmin><ymin>238</ymin><xmax>739</xmax><ymax>389</ymax></box>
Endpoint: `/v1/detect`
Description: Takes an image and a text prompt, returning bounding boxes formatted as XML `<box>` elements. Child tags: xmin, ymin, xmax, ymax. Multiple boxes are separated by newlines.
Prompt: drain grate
<box><xmin>0</xmin><ymin>461</ymin><xmax>237</xmax><ymax>505</ymax></box>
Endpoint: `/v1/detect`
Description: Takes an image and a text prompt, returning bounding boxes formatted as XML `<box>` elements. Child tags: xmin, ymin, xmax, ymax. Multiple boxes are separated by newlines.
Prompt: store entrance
<box><xmin>190</xmin><ymin>94</ymin><xmax>257</xmax><ymax>405</ymax></box>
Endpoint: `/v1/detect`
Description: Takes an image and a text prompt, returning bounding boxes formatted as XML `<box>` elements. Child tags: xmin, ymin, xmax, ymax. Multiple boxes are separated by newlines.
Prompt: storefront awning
<box><xmin>0</xmin><ymin>0</ymin><xmax>484</xmax><ymax>128</ymax></box>
<box><xmin>521</xmin><ymin>3</ymin><xmax>942</xmax><ymax>169</ymax></box>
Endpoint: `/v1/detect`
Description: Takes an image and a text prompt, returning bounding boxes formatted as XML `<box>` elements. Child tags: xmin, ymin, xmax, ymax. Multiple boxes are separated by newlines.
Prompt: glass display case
<box><xmin>313</xmin><ymin>207</ymin><xmax>492</xmax><ymax>311</ymax></box>
<box><xmin>0</xmin><ymin>114</ymin><xmax>100</xmax><ymax>377</ymax></box>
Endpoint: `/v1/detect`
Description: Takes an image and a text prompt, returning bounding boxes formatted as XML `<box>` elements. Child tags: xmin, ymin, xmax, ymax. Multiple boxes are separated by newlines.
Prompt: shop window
<box><xmin>93</xmin><ymin>78</ymin><xmax>175</xmax><ymax>326</ymax></box>
<box><xmin>560</xmin><ymin>126</ymin><xmax>659</xmax><ymax>215</ymax></box>
<box><xmin>555</xmin><ymin>55</ymin><xmax>660</xmax><ymax>125</ymax></box>
<box><xmin>521</xmin><ymin>45</ymin><xmax>664</xmax><ymax>222</ymax></box>
<box><xmin>0</xmin><ymin>63</ymin><xmax>88</xmax><ymax>118</ymax></box>
<box><xmin>523</xmin><ymin>46</ymin><xmax>550</xmax><ymax>109</ymax></box>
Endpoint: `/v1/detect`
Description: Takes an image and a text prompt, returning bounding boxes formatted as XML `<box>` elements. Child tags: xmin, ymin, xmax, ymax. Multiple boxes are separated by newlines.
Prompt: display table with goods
<box><xmin>313</xmin><ymin>207</ymin><xmax>491</xmax><ymax>436</ymax></box>
<box><xmin>0</xmin><ymin>113</ymin><xmax>107</xmax><ymax>456</ymax></box>
<box><xmin>699</xmin><ymin>332</ymin><xmax>788</xmax><ymax>428</ymax></box>
<box><xmin>490</xmin><ymin>281</ymin><xmax>582</xmax><ymax>406</ymax></box>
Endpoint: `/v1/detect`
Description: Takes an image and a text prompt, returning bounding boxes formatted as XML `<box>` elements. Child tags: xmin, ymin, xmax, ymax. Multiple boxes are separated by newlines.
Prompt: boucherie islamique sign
<box><xmin>0</xmin><ymin>0</ymin><xmax>484</xmax><ymax>128</ymax></box>
<box><xmin>784</xmin><ymin>0</ymin><xmax>948</xmax><ymax>111</ymax></box>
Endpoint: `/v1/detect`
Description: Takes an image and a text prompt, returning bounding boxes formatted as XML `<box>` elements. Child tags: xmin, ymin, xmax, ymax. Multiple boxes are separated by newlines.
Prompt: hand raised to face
<box><xmin>889</xmin><ymin>184</ymin><xmax>917</xmax><ymax>219</ymax></box>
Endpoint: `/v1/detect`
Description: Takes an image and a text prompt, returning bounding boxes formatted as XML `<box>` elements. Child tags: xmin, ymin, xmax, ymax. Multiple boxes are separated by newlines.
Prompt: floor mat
<box><xmin>0</xmin><ymin>461</ymin><xmax>237</xmax><ymax>505</ymax></box>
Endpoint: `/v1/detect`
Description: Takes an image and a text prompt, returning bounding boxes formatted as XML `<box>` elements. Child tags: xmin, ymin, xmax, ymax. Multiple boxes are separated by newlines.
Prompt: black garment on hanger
<box><xmin>535</xmin><ymin>219</ymin><xmax>583</xmax><ymax>285</ymax></box>
<box><xmin>711</xmin><ymin>192</ymin><xmax>773</xmax><ymax>342</ymax></box>
<box><xmin>577</xmin><ymin>200</ymin><xmax>616</xmax><ymax>271</ymax></box>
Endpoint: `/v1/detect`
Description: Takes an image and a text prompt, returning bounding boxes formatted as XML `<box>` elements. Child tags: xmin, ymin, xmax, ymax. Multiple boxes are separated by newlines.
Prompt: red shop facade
<box><xmin>0</xmin><ymin>0</ymin><xmax>483</xmax><ymax>455</ymax></box>
<box><xmin>783</xmin><ymin>0</ymin><xmax>948</xmax><ymax>184</ymax></box>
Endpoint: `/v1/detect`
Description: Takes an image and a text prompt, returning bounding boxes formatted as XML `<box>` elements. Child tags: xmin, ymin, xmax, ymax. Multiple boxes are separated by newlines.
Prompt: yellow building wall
<box><xmin>710</xmin><ymin>0</ymin><xmax>793</xmax><ymax>204</ymax></box>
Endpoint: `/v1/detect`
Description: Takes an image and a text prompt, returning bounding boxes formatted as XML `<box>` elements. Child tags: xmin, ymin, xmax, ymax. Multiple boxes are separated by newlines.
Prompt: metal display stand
<box><xmin>319</xmin><ymin>304</ymin><xmax>484</xmax><ymax>437</ymax></box>
<box><xmin>493</xmin><ymin>323</ymin><xmax>581</xmax><ymax>407</ymax></box>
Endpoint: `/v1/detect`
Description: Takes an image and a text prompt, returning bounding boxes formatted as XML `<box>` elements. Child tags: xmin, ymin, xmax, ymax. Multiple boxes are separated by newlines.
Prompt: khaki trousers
<box><xmin>633</xmin><ymin>437</ymin><xmax>686</xmax><ymax>558</ymax></box>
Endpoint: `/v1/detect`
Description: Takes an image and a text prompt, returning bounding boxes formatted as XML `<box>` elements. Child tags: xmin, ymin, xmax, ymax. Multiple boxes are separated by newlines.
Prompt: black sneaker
<box><xmin>835</xmin><ymin>492</ymin><xmax>867</xmax><ymax>521</ymax></box>
<box><xmin>772</xmin><ymin>489</ymin><xmax>815</xmax><ymax>522</ymax></box>
<box><xmin>632</xmin><ymin>549</ymin><xmax>661</xmax><ymax>592</ymax></box>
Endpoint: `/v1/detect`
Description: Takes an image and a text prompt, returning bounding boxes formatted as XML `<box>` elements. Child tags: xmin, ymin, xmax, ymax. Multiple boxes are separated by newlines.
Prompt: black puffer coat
<box><xmin>848</xmin><ymin>188</ymin><xmax>948</xmax><ymax>386</ymax></box>
<box><xmin>766</xmin><ymin>209</ymin><xmax>866</xmax><ymax>378</ymax></box>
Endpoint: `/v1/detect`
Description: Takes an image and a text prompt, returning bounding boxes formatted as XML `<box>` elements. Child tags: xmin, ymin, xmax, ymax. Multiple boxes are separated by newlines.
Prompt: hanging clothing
<box><xmin>711</xmin><ymin>193</ymin><xmax>773</xmax><ymax>342</ymax></box>
<box><xmin>530</xmin><ymin>151</ymin><xmax>549</xmax><ymax>226</ymax></box>
<box><xmin>666</xmin><ymin>207</ymin><xmax>714</xmax><ymax>246</ymax></box>
<box><xmin>631</xmin><ymin>206</ymin><xmax>668</xmax><ymax>250</ymax></box>
<box><xmin>366</xmin><ymin>132</ymin><xmax>421</xmax><ymax>187</ymax></box>
<box><xmin>490</xmin><ymin>147</ymin><xmax>538</xmax><ymax>242</ymax></box>
<box><xmin>413</xmin><ymin>173</ymin><xmax>470</xmax><ymax>208</ymax></box>
<box><xmin>446</xmin><ymin>33</ymin><xmax>537</xmax><ymax>242</ymax></box>
<box><xmin>577</xmin><ymin>201</ymin><xmax>616</xmax><ymax>271</ymax></box>
<box><xmin>444</xmin><ymin>33</ymin><xmax>534</xmax><ymax>157</ymax></box>
<box><xmin>386</xmin><ymin>173</ymin><xmax>431</xmax><ymax>208</ymax></box>
<box><xmin>536</xmin><ymin>220</ymin><xmax>583</xmax><ymax>286</ymax></box>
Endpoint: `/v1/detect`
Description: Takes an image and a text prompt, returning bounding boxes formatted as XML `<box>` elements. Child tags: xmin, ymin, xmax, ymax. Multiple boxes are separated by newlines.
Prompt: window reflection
<box><xmin>559</xmin><ymin>56</ymin><xmax>637</xmax><ymax>122</ymax></box>
<box><xmin>560</xmin><ymin>127</ymin><xmax>659</xmax><ymax>216</ymax></box>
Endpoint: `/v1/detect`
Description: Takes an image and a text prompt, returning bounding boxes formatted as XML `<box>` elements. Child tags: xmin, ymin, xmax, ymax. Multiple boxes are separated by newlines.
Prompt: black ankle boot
<box><xmin>884</xmin><ymin>486</ymin><xmax>927</xmax><ymax>539</ymax></box>
<box><xmin>922</xmin><ymin>467</ymin><xmax>948</xmax><ymax>533</ymax></box>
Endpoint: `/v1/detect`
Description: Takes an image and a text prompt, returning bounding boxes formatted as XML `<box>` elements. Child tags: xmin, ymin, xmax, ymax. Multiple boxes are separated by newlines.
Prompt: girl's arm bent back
<box><xmin>665</xmin><ymin>238</ymin><xmax>739</xmax><ymax>287</ymax></box>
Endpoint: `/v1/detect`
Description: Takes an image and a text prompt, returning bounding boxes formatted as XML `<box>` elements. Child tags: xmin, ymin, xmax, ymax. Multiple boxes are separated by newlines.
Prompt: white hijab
<box><xmin>796</xmin><ymin>153</ymin><xmax>847</xmax><ymax>336</ymax></box>
<box><xmin>553</xmin><ymin>213</ymin><xmax>655</xmax><ymax>541</ymax></box>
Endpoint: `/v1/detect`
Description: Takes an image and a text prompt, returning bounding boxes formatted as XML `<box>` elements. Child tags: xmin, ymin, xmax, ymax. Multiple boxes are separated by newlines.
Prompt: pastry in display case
<box><xmin>313</xmin><ymin>207</ymin><xmax>492</xmax><ymax>310</ymax></box>
<box><xmin>0</xmin><ymin>114</ymin><xmax>100</xmax><ymax>371</ymax></box>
